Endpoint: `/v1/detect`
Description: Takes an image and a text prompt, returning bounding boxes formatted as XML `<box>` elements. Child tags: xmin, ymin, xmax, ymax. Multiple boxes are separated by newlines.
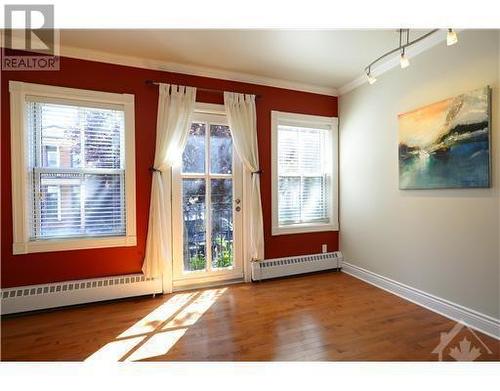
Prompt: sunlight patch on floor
<box><xmin>85</xmin><ymin>335</ymin><xmax>145</xmax><ymax>361</ymax></box>
<box><xmin>124</xmin><ymin>328</ymin><xmax>188</xmax><ymax>361</ymax></box>
<box><xmin>162</xmin><ymin>288</ymin><xmax>225</xmax><ymax>329</ymax></box>
<box><xmin>84</xmin><ymin>287</ymin><xmax>227</xmax><ymax>362</ymax></box>
<box><xmin>118</xmin><ymin>292</ymin><xmax>195</xmax><ymax>339</ymax></box>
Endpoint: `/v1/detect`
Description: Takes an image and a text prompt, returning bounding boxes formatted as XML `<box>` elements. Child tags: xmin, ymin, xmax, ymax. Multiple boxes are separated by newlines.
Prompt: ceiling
<box><xmin>60</xmin><ymin>29</ymin><xmax>428</xmax><ymax>92</ymax></box>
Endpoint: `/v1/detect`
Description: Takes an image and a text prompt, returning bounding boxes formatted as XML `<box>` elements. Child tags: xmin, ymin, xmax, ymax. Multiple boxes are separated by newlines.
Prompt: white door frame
<box><xmin>171</xmin><ymin>103</ymin><xmax>244</xmax><ymax>289</ymax></box>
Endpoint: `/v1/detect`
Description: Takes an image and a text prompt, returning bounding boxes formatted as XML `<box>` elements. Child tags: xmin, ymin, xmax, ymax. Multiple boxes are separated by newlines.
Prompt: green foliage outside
<box><xmin>213</xmin><ymin>237</ymin><xmax>232</xmax><ymax>268</ymax></box>
<box><xmin>187</xmin><ymin>238</ymin><xmax>232</xmax><ymax>270</ymax></box>
<box><xmin>189</xmin><ymin>253</ymin><xmax>206</xmax><ymax>270</ymax></box>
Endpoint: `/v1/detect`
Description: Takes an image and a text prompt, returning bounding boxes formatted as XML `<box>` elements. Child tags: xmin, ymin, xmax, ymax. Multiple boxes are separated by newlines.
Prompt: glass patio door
<box><xmin>172</xmin><ymin>108</ymin><xmax>243</xmax><ymax>287</ymax></box>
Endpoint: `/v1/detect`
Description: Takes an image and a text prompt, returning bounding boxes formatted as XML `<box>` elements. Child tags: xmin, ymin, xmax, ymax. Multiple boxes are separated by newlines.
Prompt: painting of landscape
<box><xmin>399</xmin><ymin>87</ymin><xmax>491</xmax><ymax>189</ymax></box>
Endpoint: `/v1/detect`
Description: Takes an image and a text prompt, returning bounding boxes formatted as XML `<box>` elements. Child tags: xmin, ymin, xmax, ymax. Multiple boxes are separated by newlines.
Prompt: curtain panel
<box><xmin>142</xmin><ymin>84</ymin><xmax>196</xmax><ymax>293</ymax></box>
<box><xmin>224</xmin><ymin>92</ymin><xmax>265</xmax><ymax>280</ymax></box>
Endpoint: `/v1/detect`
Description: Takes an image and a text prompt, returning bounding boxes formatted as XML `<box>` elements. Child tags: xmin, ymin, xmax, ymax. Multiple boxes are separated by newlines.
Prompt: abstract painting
<box><xmin>399</xmin><ymin>87</ymin><xmax>491</xmax><ymax>189</ymax></box>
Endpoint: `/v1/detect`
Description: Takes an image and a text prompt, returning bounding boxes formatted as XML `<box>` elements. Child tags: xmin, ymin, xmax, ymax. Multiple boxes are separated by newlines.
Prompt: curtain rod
<box><xmin>145</xmin><ymin>80</ymin><xmax>261</xmax><ymax>99</ymax></box>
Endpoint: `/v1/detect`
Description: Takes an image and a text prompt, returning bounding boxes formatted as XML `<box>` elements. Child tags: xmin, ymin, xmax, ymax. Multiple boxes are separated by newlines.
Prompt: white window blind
<box><xmin>277</xmin><ymin>124</ymin><xmax>330</xmax><ymax>226</ymax></box>
<box><xmin>26</xmin><ymin>99</ymin><xmax>126</xmax><ymax>240</ymax></box>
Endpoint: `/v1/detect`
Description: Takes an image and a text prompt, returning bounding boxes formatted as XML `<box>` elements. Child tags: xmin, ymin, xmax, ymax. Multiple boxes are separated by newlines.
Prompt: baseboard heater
<box><xmin>1</xmin><ymin>274</ymin><xmax>162</xmax><ymax>315</ymax></box>
<box><xmin>252</xmin><ymin>251</ymin><xmax>343</xmax><ymax>281</ymax></box>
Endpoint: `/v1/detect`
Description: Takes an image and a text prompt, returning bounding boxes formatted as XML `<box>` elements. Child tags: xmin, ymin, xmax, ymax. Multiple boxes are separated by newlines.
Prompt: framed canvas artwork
<box><xmin>399</xmin><ymin>86</ymin><xmax>491</xmax><ymax>189</ymax></box>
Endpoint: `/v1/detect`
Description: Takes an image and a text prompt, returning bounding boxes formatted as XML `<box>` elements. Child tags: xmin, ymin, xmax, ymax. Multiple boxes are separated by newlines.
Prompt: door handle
<box><xmin>235</xmin><ymin>199</ymin><xmax>241</xmax><ymax>204</ymax></box>
<box><xmin>235</xmin><ymin>206</ymin><xmax>241</xmax><ymax>212</ymax></box>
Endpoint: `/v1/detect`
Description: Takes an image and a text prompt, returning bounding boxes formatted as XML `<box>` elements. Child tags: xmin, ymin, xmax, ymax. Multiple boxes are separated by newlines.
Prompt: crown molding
<box><xmin>338</xmin><ymin>29</ymin><xmax>460</xmax><ymax>96</ymax></box>
<box><xmin>3</xmin><ymin>36</ymin><xmax>337</xmax><ymax>97</ymax></box>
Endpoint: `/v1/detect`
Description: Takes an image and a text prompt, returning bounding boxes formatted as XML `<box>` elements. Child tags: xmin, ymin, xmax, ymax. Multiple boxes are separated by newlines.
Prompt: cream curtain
<box><xmin>143</xmin><ymin>84</ymin><xmax>196</xmax><ymax>293</ymax></box>
<box><xmin>224</xmin><ymin>92</ymin><xmax>264</xmax><ymax>281</ymax></box>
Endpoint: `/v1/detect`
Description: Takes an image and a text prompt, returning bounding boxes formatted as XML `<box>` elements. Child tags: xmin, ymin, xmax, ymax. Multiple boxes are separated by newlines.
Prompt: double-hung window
<box><xmin>271</xmin><ymin>111</ymin><xmax>338</xmax><ymax>235</ymax></box>
<box><xmin>10</xmin><ymin>81</ymin><xmax>136</xmax><ymax>254</ymax></box>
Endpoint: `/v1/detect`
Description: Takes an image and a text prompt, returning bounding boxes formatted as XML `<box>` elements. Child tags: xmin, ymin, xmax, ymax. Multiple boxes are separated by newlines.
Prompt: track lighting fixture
<box><xmin>364</xmin><ymin>29</ymin><xmax>458</xmax><ymax>86</ymax></box>
<box><xmin>447</xmin><ymin>29</ymin><xmax>458</xmax><ymax>46</ymax></box>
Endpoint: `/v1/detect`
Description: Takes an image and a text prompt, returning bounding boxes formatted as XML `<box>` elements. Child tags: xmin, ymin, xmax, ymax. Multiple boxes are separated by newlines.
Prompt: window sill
<box><xmin>272</xmin><ymin>223</ymin><xmax>339</xmax><ymax>236</ymax></box>
<box><xmin>13</xmin><ymin>235</ymin><xmax>137</xmax><ymax>255</ymax></box>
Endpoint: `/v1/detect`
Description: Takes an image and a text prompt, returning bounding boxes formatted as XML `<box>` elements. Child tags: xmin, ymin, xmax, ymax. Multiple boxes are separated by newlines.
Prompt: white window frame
<box><xmin>9</xmin><ymin>81</ymin><xmax>137</xmax><ymax>254</ymax></box>
<box><xmin>271</xmin><ymin>110</ymin><xmax>338</xmax><ymax>236</ymax></box>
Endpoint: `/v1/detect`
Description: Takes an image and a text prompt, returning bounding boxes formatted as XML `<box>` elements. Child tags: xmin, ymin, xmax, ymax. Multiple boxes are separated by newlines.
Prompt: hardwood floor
<box><xmin>1</xmin><ymin>272</ymin><xmax>498</xmax><ymax>361</ymax></box>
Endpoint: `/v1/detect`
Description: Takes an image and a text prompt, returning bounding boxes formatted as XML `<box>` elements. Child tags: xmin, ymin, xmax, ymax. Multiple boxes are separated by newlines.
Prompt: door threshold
<box><xmin>172</xmin><ymin>278</ymin><xmax>245</xmax><ymax>292</ymax></box>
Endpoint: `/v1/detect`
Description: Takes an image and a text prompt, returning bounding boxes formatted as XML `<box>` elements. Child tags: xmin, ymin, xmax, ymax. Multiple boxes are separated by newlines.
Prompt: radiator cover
<box><xmin>1</xmin><ymin>274</ymin><xmax>162</xmax><ymax>315</ymax></box>
<box><xmin>252</xmin><ymin>251</ymin><xmax>343</xmax><ymax>281</ymax></box>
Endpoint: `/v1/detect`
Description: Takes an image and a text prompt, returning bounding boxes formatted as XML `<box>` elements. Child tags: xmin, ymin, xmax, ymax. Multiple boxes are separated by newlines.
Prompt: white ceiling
<box><xmin>60</xmin><ymin>29</ymin><xmax>429</xmax><ymax>93</ymax></box>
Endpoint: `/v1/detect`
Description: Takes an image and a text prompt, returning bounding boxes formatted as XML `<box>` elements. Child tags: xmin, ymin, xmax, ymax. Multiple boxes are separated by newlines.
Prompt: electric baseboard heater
<box><xmin>251</xmin><ymin>251</ymin><xmax>343</xmax><ymax>281</ymax></box>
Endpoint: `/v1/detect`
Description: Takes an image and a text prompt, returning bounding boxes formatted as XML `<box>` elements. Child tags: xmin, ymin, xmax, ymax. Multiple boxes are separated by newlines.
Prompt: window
<box><xmin>271</xmin><ymin>111</ymin><xmax>338</xmax><ymax>235</ymax></box>
<box><xmin>10</xmin><ymin>81</ymin><xmax>136</xmax><ymax>254</ymax></box>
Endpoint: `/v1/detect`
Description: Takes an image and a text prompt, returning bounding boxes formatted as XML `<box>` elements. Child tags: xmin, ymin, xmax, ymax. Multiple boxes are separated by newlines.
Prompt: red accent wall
<box><xmin>1</xmin><ymin>53</ymin><xmax>338</xmax><ymax>288</ymax></box>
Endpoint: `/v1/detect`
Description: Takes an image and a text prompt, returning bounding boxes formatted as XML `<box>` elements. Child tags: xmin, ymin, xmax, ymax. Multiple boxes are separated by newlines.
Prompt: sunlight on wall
<box><xmin>85</xmin><ymin>287</ymin><xmax>227</xmax><ymax>362</ymax></box>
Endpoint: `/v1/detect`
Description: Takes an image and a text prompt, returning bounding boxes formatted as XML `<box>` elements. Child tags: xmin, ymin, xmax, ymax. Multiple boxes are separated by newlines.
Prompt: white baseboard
<box><xmin>342</xmin><ymin>262</ymin><xmax>500</xmax><ymax>340</ymax></box>
<box><xmin>1</xmin><ymin>274</ymin><xmax>163</xmax><ymax>315</ymax></box>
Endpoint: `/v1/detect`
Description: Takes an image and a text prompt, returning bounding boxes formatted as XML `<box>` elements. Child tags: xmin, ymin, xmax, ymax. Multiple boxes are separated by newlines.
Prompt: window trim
<box><xmin>271</xmin><ymin>110</ymin><xmax>339</xmax><ymax>236</ymax></box>
<box><xmin>9</xmin><ymin>81</ymin><xmax>136</xmax><ymax>254</ymax></box>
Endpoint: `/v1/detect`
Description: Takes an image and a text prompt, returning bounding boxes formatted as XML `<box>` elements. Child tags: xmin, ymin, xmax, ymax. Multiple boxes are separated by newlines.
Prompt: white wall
<box><xmin>497</xmin><ymin>30</ymin><xmax>500</xmax><ymax>319</ymax></box>
<box><xmin>339</xmin><ymin>30</ymin><xmax>500</xmax><ymax>319</ymax></box>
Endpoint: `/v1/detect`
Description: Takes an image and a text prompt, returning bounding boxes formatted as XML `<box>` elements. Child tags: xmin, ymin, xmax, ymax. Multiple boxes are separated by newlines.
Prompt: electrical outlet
<box><xmin>322</xmin><ymin>244</ymin><xmax>327</xmax><ymax>253</ymax></box>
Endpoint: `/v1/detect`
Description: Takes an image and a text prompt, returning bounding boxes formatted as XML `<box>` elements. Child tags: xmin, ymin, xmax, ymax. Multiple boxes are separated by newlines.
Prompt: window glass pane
<box><xmin>84</xmin><ymin>109</ymin><xmax>124</xmax><ymax>169</ymax></box>
<box><xmin>278</xmin><ymin>125</ymin><xmax>325</xmax><ymax>176</ymax></box>
<box><xmin>182</xmin><ymin>179</ymin><xmax>206</xmax><ymax>271</ymax></box>
<box><xmin>38</xmin><ymin>174</ymin><xmax>81</xmax><ymax>238</ymax></box>
<box><xmin>278</xmin><ymin>128</ymin><xmax>299</xmax><ymax>175</ymax></box>
<box><xmin>31</xmin><ymin>102</ymin><xmax>124</xmax><ymax>170</ymax></box>
<box><xmin>182</xmin><ymin>122</ymin><xmax>205</xmax><ymax>173</ymax></box>
<box><xmin>210</xmin><ymin>124</ymin><xmax>232</xmax><ymax>174</ymax></box>
<box><xmin>45</xmin><ymin>145</ymin><xmax>59</xmax><ymax>167</ymax></box>
<box><xmin>211</xmin><ymin>179</ymin><xmax>233</xmax><ymax>269</ymax></box>
<box><xmin>35</xmin><ymin>173</ymin><xmax>125</xmax><ymax>239</ymax></box>
<box><xmin>277</xmin><ymin>123</ymin><xmax>330</xmax><ymax>226</ymax></box>
<box><xmin>278</xmin><ymin>176</ymin><xmax>301</xmax><ymax>224</ymax></box>
<box><xmin>43</xmin><ymin>186</ymin><xmax>61</xmax><ymax>225</ymax></box>
<box><xmin>35</xmin><ymin>103</ymin><xmax>82</xmax><ymax>169</ymax></box>
<box><xmin>301</xmin><ymin>177</ymin><xmax>327</xmax><ymax>222</ymax></box>
<box><xmin>300</xmin><ymin>130</ymin><xmax>324</xmax><ymax>173</ymax></box>
<box><xmin>84</xmin><ymin>174</ymin><xmax>125</xmax><ymax>234</ymax></box>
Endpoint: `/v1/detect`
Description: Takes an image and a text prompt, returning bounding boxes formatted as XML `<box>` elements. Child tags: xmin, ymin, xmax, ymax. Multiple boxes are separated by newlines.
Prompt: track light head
<box><xmin>447</xmin><ymin>29</ymin><xmax>458</xmax><ymax>46</ymax></box>
<box><xmin>400</xmin><ymin>50</ymin><xmax>410</xmax><ymax>69</ymax></box>
<box><xmin>366</xmin><ymin>69</ymin><xmax>377</xmax><ymax>84</ymax></box>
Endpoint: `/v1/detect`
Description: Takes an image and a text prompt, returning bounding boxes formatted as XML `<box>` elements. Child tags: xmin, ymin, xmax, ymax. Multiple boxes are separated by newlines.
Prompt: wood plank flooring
<box><xmin>1</xmin><ymin>272</ymin><xmax>498</xmax><ymax>361</ymax></box>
